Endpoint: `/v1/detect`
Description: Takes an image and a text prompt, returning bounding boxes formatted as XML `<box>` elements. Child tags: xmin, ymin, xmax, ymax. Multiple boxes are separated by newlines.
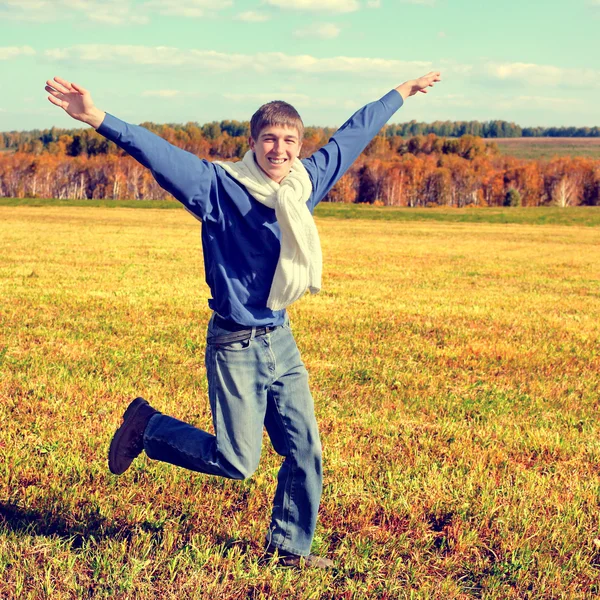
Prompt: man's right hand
<box><xmin>395</xmin><ymin>71</ymin><xmax>441</xmax><ymax>100</ymax></box>
<box><xmin>45</xmin><ymin>77</ymin><xmax>106</xmax><ymax>129</ymax></box>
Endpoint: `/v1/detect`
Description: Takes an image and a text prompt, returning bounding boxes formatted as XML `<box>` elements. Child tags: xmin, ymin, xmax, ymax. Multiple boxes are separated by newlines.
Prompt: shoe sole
<box><xmin>108</xmin><ymin>397</ymin><xmax>149</xmax><ymax>475</ymax></box>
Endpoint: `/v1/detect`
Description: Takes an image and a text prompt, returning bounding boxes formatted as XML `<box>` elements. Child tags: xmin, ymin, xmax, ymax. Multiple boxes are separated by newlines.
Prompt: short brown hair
<box><xmin>250</xmin><ymin>101</ymin><xmax>304</xmax><ymax>141</ymax></box>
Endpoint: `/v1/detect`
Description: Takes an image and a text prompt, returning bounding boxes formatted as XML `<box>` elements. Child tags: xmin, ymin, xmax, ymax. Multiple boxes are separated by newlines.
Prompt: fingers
<box><xmin>46</xmin><ymin>76</ymin><xmax>84</xmax><ymax>96</ymax></box>
<box><xmin>45</xmin><ymin>85</ymin><xmax>62</xmax><ymax>99</ymax></box>
<box><xmin>46</xmin><ymin>77</ymin><xmax>71</xmax><ymax>94</ymax></box>
<box><xmin>54</xmin><ymin>76</ymin><xmax>74</xmax><ymax>91</ymax></box>
<box><xmin>47</xmin><ymin>95</ymin><xmax>66</xmax><ymax>110</ymax></box>
<box><xmin>420</xmin><ymin>71</ymin><xmax>441</xmax><ymax>86</ymax></box>
<box><xmin>71</xmin><ymin>81</ymin><xmax>88</xmax><ymax>94</ymax></box>
<box><xmin>45</xmin><ymin>85</ymin><xmax>66</xmax><ymax>103</ymax></box>
<box><xmin>419</xmin><ymin>71</ymin><xmax>441</xmax><ymax>91</ymax></box>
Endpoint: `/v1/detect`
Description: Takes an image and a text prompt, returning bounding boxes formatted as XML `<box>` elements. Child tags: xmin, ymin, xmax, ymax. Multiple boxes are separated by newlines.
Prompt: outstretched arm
<box><xmin>45</xmin><ymin>77</ymin><xmax>214</xmax><ymax>217</ymax></box>
<box><xmin>303</xmin><ymin>71</ymin><xmax>441</xmax><ymax>208</ymax></box>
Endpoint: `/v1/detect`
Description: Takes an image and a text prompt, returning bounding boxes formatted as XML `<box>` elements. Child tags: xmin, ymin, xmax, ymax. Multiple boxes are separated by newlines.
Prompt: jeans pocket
<box><xmin>214</xmin><ymin>338</ymin><xmax>252</xmax><ymax>352</ymax></box>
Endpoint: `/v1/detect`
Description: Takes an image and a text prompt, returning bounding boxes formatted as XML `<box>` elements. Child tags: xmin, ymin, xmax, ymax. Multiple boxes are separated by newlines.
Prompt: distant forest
<box><xmin>1</xmin><ymin>113</ymin><xmax>599</xmax><ymax>208</ymax></box>
<box><xmin>2</xmin><ymin>118</ymin><xmax>600</xmax><ymax>156</ymax></box>
<box><xmin>2</xmin><ymin>127</ymin><xmax>599</xmax><ymax>208</ymax></box>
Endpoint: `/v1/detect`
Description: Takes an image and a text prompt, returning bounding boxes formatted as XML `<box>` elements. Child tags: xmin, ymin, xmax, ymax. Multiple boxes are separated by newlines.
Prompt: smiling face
<box><xmin>249</xmin><ymin>125</ymin><xmax>302</xmax><ymax>183</ymax></box>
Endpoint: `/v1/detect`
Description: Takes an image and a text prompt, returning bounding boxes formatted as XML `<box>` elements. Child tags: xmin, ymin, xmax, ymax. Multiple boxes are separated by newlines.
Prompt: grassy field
<box><xmin>493</xmin><ymin>137</ymin><xmax>600</xmax><ymax>160</ymax></box>
<box><xmin>2</xmin><ymin>198</ymin><xmax>600</xmax><ymax>227</ymax></box>
<box><xmin>1</xmin><ymin>205</ymin><xmax>599</xmax><ymax>598</ymax></box>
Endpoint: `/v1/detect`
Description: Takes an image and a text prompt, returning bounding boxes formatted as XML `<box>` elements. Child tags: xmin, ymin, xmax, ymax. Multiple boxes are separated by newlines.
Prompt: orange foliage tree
<box><xmin>1</xmin><ymin>127</ymin><xmax>599</xmax><ymax>206</ymax></box>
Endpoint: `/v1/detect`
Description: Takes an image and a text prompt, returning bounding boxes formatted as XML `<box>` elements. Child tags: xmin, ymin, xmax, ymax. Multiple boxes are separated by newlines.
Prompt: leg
<box><xmin>263</xmin><ymin>326</ymin><xmax>323</xmax><ymax>557</ymax></box>
<box><xmin>143</xmin><ymin>323</ymin><xmax>270</xmax><ymax>480</ymax></box>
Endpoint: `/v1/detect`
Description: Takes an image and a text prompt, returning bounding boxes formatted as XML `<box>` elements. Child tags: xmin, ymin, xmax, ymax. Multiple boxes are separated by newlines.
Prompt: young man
<box><xmin>45</xmin><ymin>71</ymin><xmax>441</xmax><ymax>568</ymax></box>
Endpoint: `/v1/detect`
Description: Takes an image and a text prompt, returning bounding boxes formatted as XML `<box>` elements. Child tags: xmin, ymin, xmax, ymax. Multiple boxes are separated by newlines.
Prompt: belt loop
<box><xmin>250</xmin><ymin>326</ymin><xmax>257</xmax><ymax>341</ymax></box>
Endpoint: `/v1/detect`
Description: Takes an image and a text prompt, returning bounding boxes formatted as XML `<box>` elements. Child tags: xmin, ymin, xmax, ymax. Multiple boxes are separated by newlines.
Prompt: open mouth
<box><xmin>268</xmin><ymin>158</ymin><xmax>286</xmax><ymax>165</ymax></box>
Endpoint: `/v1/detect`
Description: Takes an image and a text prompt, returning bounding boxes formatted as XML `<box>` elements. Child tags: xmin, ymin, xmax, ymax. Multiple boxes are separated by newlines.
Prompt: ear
<box><xmin>297</xmin><ymin>141</ymin><xmax>302</xmax><ymax>158</ymax></box>
<box><xmin>248</xmin><ymin>136</ymin><xmax>255</xmax><ymax>150</ymax></box>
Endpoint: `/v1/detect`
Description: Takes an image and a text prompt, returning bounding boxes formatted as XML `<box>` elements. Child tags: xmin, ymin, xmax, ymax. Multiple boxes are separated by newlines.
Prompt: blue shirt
<box><xmin>98</xmin><ymin>89</ymin><xmax>404</xmax><ymax>326</ymax></box>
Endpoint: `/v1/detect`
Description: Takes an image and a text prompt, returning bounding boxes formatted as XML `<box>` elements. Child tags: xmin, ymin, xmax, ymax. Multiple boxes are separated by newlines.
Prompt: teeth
<box><xmin>269</xmin><ymin>158</ymin><xmax>285</xmax><ymax>164</ymax></box>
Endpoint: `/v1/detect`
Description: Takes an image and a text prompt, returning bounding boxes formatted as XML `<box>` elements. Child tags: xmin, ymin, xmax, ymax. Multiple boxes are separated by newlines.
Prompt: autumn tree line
<box><xmin>1</xmin><ymin>120</ymin><xmax>599</xmax><ymax>207</ymax></box>
<box><xmin>3</xmin><ymin>118</ymin><xmax>600</xmax><ymax>153</ymax></box>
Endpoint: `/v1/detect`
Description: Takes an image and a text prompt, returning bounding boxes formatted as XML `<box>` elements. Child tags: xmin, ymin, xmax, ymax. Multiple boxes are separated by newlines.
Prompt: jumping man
<box><xmin>45</xmin><ymin>71</ymin><xmax>441</xmax><ymax>568</ymax></box>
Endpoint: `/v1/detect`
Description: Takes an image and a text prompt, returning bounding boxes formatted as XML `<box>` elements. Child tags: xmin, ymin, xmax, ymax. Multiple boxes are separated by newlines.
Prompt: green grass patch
<box><xmin>2</xmin><ymin>198</ymin><xmax>600</xmax><ymax>227</ymax></box>
<box><xmin>0</xmin><ymin>197</ymin><xmax>180</xmax><ymax>210</ymax></box>
<box><xmin>315</xmin><ymin>203</ymin><xmax>600</xmax><ymax>226</ymax></box>
<box><xmin>494</xmin><ymin>138</ymin><xmax>600</xmax><ymax>160</ymax></box>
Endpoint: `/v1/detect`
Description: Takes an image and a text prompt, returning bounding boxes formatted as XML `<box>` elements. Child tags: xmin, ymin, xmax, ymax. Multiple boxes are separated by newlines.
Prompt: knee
<box><xmin>224</xmin><ymin>457</ymin><xmax>260</xmax><ymax>481</ymax></box>
<box><xmin>309</xmin><ymin>429</ymin><xmax>322</xmax><ymax>460</ymax></box>
<box><xmin>298</xmin><ymin>437</ymin><xmax>322</xmax><ymax>476</ymax></box>
<box><xmin>229</xmin><ymin>466</ymin><xmax>256</xmax><ymax>481</ymax></box>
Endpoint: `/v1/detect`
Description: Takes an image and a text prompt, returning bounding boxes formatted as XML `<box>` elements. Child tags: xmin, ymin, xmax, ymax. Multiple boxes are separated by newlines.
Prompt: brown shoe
<box><xmin>264</xmin><ymin>544</ymin><xmax>334</xmax><ymax>569</ymax></box>
<box><xmin>108</xmin><ymin>397</ymin><xmax>159</xmax><ymax>475</ymax></box>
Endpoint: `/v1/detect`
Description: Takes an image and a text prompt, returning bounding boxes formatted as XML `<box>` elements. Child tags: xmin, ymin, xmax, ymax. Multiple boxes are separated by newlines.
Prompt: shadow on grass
<box><xmin>1</xmin><ymin>502</ymin><xmax>360</xmax><ymax>577</ymax></box>
<box><xmin>0</xmin><ymin>501</ymin><xmax>172</xmax><ymax>549</ymax></box>
<box><xmin>0</xmin><ymin>501</ymin><xmax>260</xmax><ymax>560</ymax></box>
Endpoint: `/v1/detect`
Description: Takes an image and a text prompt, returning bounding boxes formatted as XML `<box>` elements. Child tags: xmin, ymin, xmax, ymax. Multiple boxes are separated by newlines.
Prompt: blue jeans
<box><xmin>143</xmin><ymin>314</ymin><xmax>323</xmax><ymax>556</ymax></box>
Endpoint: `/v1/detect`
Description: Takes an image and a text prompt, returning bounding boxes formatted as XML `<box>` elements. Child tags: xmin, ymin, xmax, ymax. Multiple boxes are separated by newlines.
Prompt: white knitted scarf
<box><xmin>214</xmin><ymin>150</ymin><xmax>322</xmax><ymax>311</ymax></box>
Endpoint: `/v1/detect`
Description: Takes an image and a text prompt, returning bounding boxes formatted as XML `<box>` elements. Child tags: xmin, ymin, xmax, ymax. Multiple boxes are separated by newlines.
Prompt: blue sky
<box><xmin>1</xmin><ymin>0</ymin><xmax>599</xmax><ymax>131</ymax></box>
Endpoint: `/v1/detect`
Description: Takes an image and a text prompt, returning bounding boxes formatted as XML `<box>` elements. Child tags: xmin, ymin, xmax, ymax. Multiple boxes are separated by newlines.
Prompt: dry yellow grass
<box><xmin>0</xmin><ymin>205</ymin><xmax>599</xmax><ymax>598</ymax></box>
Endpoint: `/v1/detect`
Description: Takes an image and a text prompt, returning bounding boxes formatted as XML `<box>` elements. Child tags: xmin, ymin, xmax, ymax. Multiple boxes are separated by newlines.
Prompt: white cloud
<box><xmin>142</xmin><ymin>89</ymin><xmax>181</xmax><ymax>97</ymax></box>
<box><xmin>0</xmin><ymin>0</ymin><xmax>46</xmax><ymax>7</ymax></box>
<box><xmin>0</xmin><ymin>0</ymin><xmax>56</xmax><ymax>21</ymax></box>
<box><xmin>281</xmin><ymin>54</ymin><xmax>431</xmax><ymax>74</ymax></box>
<box><xmin>265</xmin><ymin>0</ymin><xmax>359</xmax><ymax>13</ymax></box>
<box><xmin>0</xmin><ymin>0</ymin><xmax>148</xmax><ymax>23</ymax></box>
<box><xmin>45</xmin><ymin>48</ymin><xmax>71</xmax><ymax>60</ymax></box>
<box><xmin>425</xmin><ymin>93</ymin><xmax>475</xmax><ymax>108</ymax></box>
<box><xmin>0</xmin><ymin>46</ymin><xmax>35</xmax><ymax>60</ymax></box>
<box><xmin>59</xmin><ymin>0</ymin><xmax>149</xmax><ymax>24</ymax></box>
<box><xmin>423</xmin><ymin>91</ymin><xmax>586</xmax><ymax>115</ymax></box>
<box><xmin>294</xmin><ymin>22</ymin><xmax>341</xmax><ymax>39</ymax></box>
<box><xmin>235</xmin><ymin>10</ymin><xmax>270</xmax><ymax>22</ymax></box>
<box><xmin>43</xmin><ymin>44</ymin><xmax>433</xmax><ymax>77</ymax></box>
<box><xmin>0</xmin><ymin>0</ymin><xmax>228</xmax><ymax>23</ymax></box>
<box><xmin>47</xmin><ymin>45</ymin><xmax>591</xmax><ymax>95</ymax></box>
<box><xmin>486</xmin><ymin>62</ymin><xmax>561</xmax><ymax>83</ymax></box>
<box><xmin>482</xmin><ymin>61</ymin><xmax>600</xmax><ymax>88</ymax></box>
<box><xmin>142</xmin><ymin>0</ymin><xmax>231</xmax><ymax>18</ymax></box>
<box><xmin>224</xmin><ymin>92</ymin><xmax>312</xmax><ymax>104</ymax></box>
<box><xmin>45</xmin><ymin>45</ymin><xmax>256</xmax><ymax>70</ymax></box>
<box><xmin>440</xmin><ymin>60</ymin><xmax>471</xmax><ymax>76</ymax></box>
<box><xmin>223</xmin><ymin>92</ymin><xmax>356</xmax><ymax>110</ymax></box>
<box><xmin>513</xmin><ymin>96</ymin><xmax>584</xmax><ymax>109</ymax></box>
